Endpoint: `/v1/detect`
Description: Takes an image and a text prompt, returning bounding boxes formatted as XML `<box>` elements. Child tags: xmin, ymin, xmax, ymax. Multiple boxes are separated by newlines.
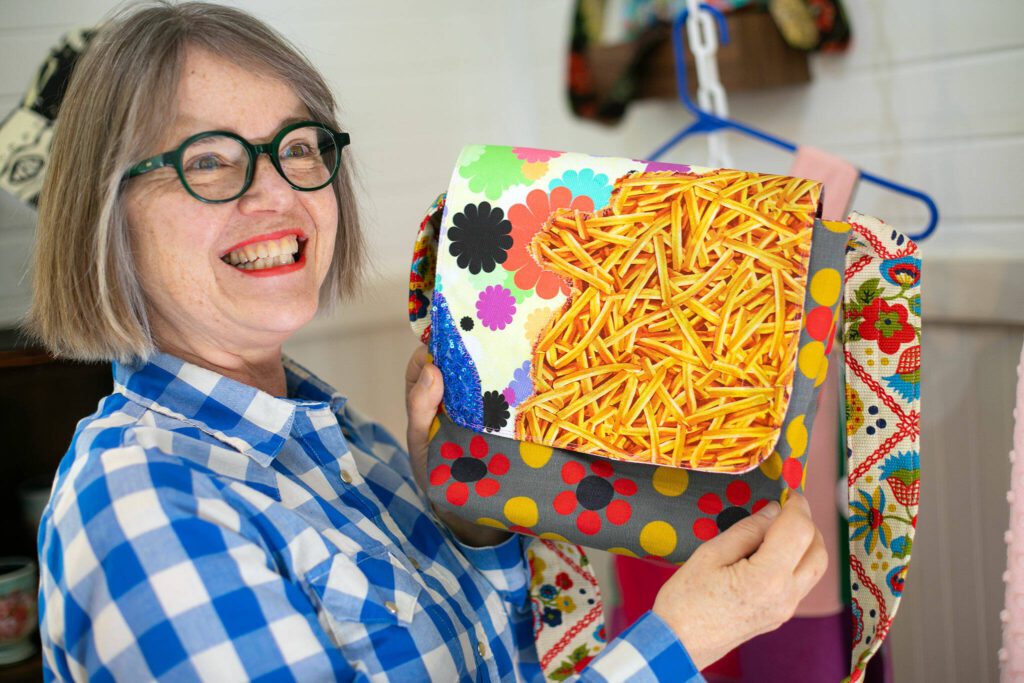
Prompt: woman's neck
<box><xmin>153</xmin><ymin>332</ymin><xmax>288</xmax><ymax>397</ymax></box>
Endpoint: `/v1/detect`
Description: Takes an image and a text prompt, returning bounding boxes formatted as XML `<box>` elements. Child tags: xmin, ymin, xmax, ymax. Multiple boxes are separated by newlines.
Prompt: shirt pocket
<box><xmin>305</xmin><ymin>546</ymin><xmax>423</xmax><ymax>640</ymax></box>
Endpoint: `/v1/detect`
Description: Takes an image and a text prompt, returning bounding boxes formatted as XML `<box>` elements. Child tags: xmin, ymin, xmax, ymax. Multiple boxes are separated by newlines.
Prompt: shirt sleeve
<box><xmin>572</xmin><ymin>611</ymin><xmax>705</xmax><ymax>682</ymax></box>
<box><xmin>443</xmin><ymin>526</ymin><xmax>530</xmax><ymax>607</ymax></box>
<box><xmin>338</xmin><ymin>404</ymin><xmax>533</xmax><ymax>606</ymax></box>
<box><xmin>38</xmin><ymin>445</ymin><xmax>363</xmax><ymax>682</ymax></box>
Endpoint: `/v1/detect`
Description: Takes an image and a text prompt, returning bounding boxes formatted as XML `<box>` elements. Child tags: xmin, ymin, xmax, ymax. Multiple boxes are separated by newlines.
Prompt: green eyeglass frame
<box><xmin>122</xmin><ymin>120</ymin><xmax>351</xmax><ymax>203</ymax></box>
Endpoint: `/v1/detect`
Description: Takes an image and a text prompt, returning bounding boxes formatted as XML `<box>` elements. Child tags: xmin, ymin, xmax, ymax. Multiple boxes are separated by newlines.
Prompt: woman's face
<box><xmin>125</xmin><ymin>47</ymin><xmax>338</xmax><ymax>357</ymax></box>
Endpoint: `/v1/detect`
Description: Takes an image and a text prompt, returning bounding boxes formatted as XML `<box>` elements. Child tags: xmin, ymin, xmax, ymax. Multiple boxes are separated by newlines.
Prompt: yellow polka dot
<box><xmin>865</xmin><ymin>348</ymin><xmax>874</xmax><ymax>355</ymax></box>
<box><xmin>504</xmin><ymin>497</ymin><xmax>539</xmax><ymax>527</ymax></box>
<box><xmin>865</xmin><ymin>476</ymin><xmax>874</xmax><ymax>484</ymax></box>
<box><xmin>639</xmin><ymin>521</ymin><xmax>678</xmax><ymax>557</ymax></box>
<box><xmin>815</xmin><ymin>356</ymin><xmax>829</xmax><ymax>387</ymax></box>
<box><xmin>872</xmin><ymin>563</ymin><xmax>879</xmax><ymax>571</ymax></box>
<box><xmin>652</xmin><ymin>467</ymin><xmax>689</xmax><ymax>496</ymax></box>
<box><xmin>799</xmin><ymin>341</ymin><xmax>825</xmax><ymax>379</ymax></box>
<box><xmin>867</xmin><ymin>359</ymin><xmax>875</xmax><ymax>367</ymax></box>
<box><xmin>428</xmin><ymin>416</ymin><xmax>441</xmax><ymax>442</ymax></box>
<box><xmin>881</xmin><ymin>563</ymin><xmax>889</xmax><ymax>571</ymax></box>
<box><xmin>608</xmin><ymin>547</ymin><xmax>639</xmax><ymax>558</ymax></box>
<box><xmin>519</xmin><ymin>442</ymin><xmax>553</xmax><ymax>469</ymax></box>
<box><xmin>822</xmin><ymin>220</ymin><xmax>852</xmax><ymax>234</ymax></box>
<box><xmin>786</xmin><ymin>416</ymin><xmax>808</xmax><ymax>459</ymax></box>
<box><xmin>760</xmin><ymin>452</ymin><xmax>783</xmax><ymax>480</ymax></box>
<box><xmin>539</xmin><ymin>532</ymin><xmax>568</xmax><ymax>542</ymax></box>
<box><xmin>880</xmin><ymin>358</ymin><xmax>890</xmax><ymax>367</ymax></box>
<box><xmin>476</xmin><ymin>517</ymin><xmax>507</xmax><ymax>530</ymax></box>
<box><xmin>876</xmin><ymin>552</ymin><xmax>884</xmax><ymax>560</ymax></box>
<box><xmin>810</xmin><ymin>269</ymin><xmax>842</xmax><ymax>307</ymax></box>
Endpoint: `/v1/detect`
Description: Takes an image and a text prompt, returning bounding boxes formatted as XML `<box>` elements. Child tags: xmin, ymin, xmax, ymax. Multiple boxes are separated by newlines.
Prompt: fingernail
<box><xmin>758</xmin><ymin>502</ymin><xmax>781</xmax><ymax>519</ymax></box>
<box><xmin>417</xmin><ymin>368</ymin><xmax>433</xmax><ymax>389</ymax></box>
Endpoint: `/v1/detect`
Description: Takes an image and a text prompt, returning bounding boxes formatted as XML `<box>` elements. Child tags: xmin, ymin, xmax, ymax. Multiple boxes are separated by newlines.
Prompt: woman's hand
<box><xmin>405</xmin><ymin>346</ymin><xmax>511</xmax><ymax>547</ymax></box>
<box><xmin>652</xmin><ymin>491</ymin><xmax>828</xmax><ymax>670</ymax></box>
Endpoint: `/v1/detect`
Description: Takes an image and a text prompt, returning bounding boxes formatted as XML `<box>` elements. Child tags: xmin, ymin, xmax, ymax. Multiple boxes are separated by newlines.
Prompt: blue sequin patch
<box><xmin>430</xmin><ymin>293</ymin><xmax>483</xmax><ymax>429</ymax></box>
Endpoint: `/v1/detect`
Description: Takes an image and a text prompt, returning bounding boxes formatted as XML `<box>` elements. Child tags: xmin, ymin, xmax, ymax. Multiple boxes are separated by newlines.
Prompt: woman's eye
<box><xmin>186</xmin><ymin>154</ymin><xmax>225</xmax><ymax>171</ymax></box>
<box><xmin>282</xmin><ymin>143</ymin><xmax>314</xmax><ymax>159</ymax></box>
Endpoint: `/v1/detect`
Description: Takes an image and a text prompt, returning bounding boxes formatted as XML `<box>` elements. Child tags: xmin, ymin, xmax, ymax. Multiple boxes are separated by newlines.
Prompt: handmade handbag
<box><xmin>408</xmin><ymin>145</ymin><xmax>921</xmax><ymax>681</ymax></box>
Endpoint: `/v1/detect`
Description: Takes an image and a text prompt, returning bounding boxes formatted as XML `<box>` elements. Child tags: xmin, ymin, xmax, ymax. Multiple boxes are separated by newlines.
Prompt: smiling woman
<box><xmin>26</xmin><ymin>2</ymin><xmax>363</xmax><ymax>372</ymax></box>
<box><xmin>24</xmin><ymin>2</ymin><xmax>826</xmax><ymax>682</ymax></box>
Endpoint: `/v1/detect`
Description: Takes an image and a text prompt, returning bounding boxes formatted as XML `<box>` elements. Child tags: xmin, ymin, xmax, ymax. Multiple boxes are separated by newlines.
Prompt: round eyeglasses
<box><xmin>123</xmin><ymin>121</ymin><xmax>351</xmax><ymax>203</ymax></box>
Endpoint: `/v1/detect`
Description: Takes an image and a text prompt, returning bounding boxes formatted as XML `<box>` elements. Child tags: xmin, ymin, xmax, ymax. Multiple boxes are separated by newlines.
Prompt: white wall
<box><xmin>2</xmin><ymin>2</ymin><xmax>1022</xmax><ymax>681</ymax></box>
<box><xmin>4</xmin><ymin>1</ymin><xmax>1022</xmax><ymax>321</ymax></box>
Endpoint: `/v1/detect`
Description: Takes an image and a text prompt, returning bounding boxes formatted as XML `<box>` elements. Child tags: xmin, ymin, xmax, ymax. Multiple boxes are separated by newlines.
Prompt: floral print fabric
<box><xmin>841</xmin><ymin>213</ymin><xmax>921</xmax><ymax>682</ymax></box>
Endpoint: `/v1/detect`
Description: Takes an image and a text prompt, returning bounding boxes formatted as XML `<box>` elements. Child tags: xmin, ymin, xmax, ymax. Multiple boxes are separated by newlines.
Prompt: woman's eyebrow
<box><xmin>168</xmin><ymin>113</ymin><xmax>312</xmax><ymax>141</ymax></box>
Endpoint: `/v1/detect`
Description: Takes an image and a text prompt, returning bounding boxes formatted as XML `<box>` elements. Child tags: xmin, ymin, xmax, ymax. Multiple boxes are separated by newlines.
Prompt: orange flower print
<box><xmin>504</xmin><ymin>187</ymin><xmax>593</xmax><ymax>299</ymax></box>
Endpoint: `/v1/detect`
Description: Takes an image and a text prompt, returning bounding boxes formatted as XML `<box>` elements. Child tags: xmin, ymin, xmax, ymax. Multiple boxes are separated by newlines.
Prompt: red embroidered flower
<box><xmin>429</xmin><ymin>436</ymin><xmax>509</xmax><ymax>506</ymax></box>
<box><xmin>552</xmin><ymin>460</ymin><xmax>636</xmax><ymax>535</ymax></box>
<box><xmin>504</xmin><ymin>187</ymin><xmax>593</xmax><ymax>299</ymax></box>
<box><xmin>693</xmin><ymin>481</ymin><xmax>770</xmax><ymax>541</ymax></box>
<box><xmin>857</xmin><ymin>298</ymin><xmax>915</xmax><ymax>355</ymax></box>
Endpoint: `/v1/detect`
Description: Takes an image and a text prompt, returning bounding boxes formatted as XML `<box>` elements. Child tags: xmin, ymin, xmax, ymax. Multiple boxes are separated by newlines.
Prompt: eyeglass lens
<box><xmin>181</xmin><ymin>124</ymin><xmax>338</xmax><ymax>201</ymax></box>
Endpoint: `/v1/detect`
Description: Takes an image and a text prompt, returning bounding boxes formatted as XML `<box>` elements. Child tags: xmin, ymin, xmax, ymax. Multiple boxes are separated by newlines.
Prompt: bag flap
<box><xmin>426</xmin><ymin>145</ymin><xmax>839</xmax><ymax>473</ymax></box>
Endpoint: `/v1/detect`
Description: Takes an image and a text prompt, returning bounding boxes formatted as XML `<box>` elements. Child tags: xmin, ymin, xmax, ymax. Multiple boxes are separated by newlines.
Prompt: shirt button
<box><xmin>384</xmin><ymin>600</ymin><xmax>398</xmax><ymax>615</ymax></box>
<box><xmin>477</xmin><ymin>640</ymin><xmax>487</xmax><ymax>658</ymax></box>
<box><xmin>340</xmin><ymin>470</ymin><xmax>353</xmax><ymax>484</ymax></box>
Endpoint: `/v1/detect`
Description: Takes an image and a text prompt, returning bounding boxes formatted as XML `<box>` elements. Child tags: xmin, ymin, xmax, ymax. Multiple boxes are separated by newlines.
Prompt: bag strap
<box><xmin>839</xmin><ymin>213</ymin><xmax>921</xmax><ymax>681</ymax></box>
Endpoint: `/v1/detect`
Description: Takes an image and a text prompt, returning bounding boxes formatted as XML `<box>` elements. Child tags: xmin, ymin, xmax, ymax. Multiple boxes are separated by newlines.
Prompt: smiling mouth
<box><xmin>221</xmin><ymin>234</ymin><xmax>308</xmax><ymax>271</ymax></box>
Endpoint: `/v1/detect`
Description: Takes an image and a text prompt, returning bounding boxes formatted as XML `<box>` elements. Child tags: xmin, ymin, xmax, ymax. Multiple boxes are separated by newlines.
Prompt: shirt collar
<box><xmin>112</xmin><ymin>351</ymin><xmax>348</xmax><ymax>466</ymax></box>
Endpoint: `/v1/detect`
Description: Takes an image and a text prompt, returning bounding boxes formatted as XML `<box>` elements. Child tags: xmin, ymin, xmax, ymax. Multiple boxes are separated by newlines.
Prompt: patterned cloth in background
<box><xmin>566</xmin><ymin>0</ymin><xmax>848</xmax><ymax>124</ymax></box>
<box><xmin>0</xmin><ymin>28</ymin><xmax>93</xmax><ymax>206</ymax></box>
<box><xmin>37</xmin><ymin>351</ymin><xmax>701</xmax><ymax>681</ymax></box>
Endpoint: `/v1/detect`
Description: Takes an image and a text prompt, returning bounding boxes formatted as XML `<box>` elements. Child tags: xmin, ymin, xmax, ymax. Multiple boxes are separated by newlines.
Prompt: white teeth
<box><xmin>223</xmin><ymin>235</ymin><xmax>301</xmax><ymax>268</ymax></box>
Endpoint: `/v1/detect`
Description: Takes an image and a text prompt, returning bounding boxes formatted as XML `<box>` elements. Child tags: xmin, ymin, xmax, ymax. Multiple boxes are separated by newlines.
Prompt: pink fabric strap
<box><xmin>790</xmin><ymin>146</ymin><xmax>860</xmax><ymax>221</ymax></box>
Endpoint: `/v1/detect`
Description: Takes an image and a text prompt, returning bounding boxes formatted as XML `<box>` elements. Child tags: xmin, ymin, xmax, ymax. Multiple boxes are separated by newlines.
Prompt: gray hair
<box><xmin>26</xmin><ymin>1</ymin><xmax>364</xmax><ymax>363</ymax></box>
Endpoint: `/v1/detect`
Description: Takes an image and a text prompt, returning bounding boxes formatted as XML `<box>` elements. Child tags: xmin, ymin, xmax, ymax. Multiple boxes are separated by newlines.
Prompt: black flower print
<box><xmin>448</xmin><ymin>202</ymin><xmax>513</xmax><ymax>274</ymax></box>
<box><xmin>460</xmin><ymin>316</ymin><xmax>475</xmax><ymax>331</ymax></box>
<box><xmin>482</xmin><ymin>390</ymin><xmax>510</xmax><ymax>431</ymax></box>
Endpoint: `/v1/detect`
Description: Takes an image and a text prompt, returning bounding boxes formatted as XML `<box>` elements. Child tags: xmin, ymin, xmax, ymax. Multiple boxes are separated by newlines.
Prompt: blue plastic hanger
<box><xmin>648</xmin><ymin>4</ymin><xmax>939</xmax><ymax>241</ymax></box>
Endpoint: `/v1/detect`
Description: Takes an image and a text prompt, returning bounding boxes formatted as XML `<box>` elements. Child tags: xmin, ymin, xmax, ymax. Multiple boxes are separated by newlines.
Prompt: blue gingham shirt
<box><xmin>38</xmin><ymin>351</ymin><xmax>702</xmax><ymax>681</ymax></box>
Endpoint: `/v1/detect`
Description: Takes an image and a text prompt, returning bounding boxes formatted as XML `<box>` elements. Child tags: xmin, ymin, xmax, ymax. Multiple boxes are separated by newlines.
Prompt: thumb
<box><xmin>406</xmin><ymin>364</ymin><xmax>443</xmax><ymax>441</ymax></box>
<box><xmin>695</xmin><ymin>501</ymin><xmax>780</xmax><ymax>568</ymax></box>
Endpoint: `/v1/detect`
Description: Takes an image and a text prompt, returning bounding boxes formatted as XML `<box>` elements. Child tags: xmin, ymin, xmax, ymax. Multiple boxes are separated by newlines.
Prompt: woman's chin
<box><xmin>235</xmin><ymin>300</ymin><xmax>319</xmax><ymax>342</ymax></box>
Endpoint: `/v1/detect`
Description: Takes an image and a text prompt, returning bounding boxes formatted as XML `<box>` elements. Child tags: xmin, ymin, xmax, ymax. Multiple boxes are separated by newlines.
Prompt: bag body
<box><xmin>409</xmin><ymin>146</ymin><xmax>921</xmax><ymax>681</ymax></box>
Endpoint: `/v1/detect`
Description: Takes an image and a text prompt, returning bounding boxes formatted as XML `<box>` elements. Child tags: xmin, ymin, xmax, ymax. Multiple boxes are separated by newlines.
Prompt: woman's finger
<box><xmin>750</xmin><ymin>492</ymin><xmax>817</xmax><ymax>574</ymax></box>
<box><xmin>792</xmin><ymin>527</ymin><xmax>828</xmax><ymax>594</ymax></box>
<box><xmin>694</xmin><ymin>501</ymin><xmax>780</xmax><ymax>568</ymax></box>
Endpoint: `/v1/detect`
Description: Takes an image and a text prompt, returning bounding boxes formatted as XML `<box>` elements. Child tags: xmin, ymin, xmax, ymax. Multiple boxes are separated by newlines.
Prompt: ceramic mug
<box><xmin>0</xmin><ymin>558</ymin><xmax>38</xmax><ymax>665</ymax></box>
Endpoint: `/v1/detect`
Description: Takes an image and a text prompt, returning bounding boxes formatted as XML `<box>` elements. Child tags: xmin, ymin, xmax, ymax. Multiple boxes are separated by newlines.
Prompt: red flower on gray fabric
<box><xmin>552</xmin><ymin>460</ymin><xmax>636</xmax><ymax>535</ymax></box>
<box><xmin>429</xmin><ymin>436</ymin><xmax>509</xmax><ymax>506</ymax></box>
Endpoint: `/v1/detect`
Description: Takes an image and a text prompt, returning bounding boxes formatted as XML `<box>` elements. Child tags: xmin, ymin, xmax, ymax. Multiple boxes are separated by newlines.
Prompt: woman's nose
<box><xmin>237</xmin><ymin>153</ymin><xmax>295</xmax><ymax>213</ymax></box>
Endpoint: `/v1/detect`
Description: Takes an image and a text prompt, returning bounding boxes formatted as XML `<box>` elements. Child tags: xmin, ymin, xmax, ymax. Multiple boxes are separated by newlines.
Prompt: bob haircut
<box><xmin>25</xmin><ymin>1</ymin><xmax>364</xmax><ymax>363</ymax></box>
